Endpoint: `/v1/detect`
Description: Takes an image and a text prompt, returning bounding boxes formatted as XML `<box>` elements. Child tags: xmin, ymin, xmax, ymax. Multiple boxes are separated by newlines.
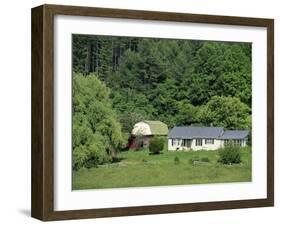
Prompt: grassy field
<box><xmin>72</xmin><ymin>147</ymin><xmax>252</xmax><ymax>190</ymax></box>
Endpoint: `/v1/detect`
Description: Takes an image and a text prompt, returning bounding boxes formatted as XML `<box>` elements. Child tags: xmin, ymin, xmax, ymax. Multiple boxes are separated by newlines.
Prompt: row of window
<box><xmin>171</xmin><ymin>139</ymin><xmax>244</xmax><ymax>147</ymax></box>
<box><xmin>224</xmin><ymin>139</ymin><xmax>243</xmax><ymax>146</ymax></box>
<box><xmin>171</xmin><ymin>138</ymin><xmax>214</xmax><ymax>147</ymax></box>
<box><xmin>195</xmin><ymin>138</ymin><xmax>214</xmax><ymax>146</ymax></box>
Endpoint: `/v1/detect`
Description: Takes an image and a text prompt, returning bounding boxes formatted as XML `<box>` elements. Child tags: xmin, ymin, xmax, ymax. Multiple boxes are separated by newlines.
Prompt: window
<box><xmin>181</xmin><ymin>139</ymin><xmax>185</xmax><ymax>147</ymax></box>
<box><xmin>225</xmin><ymin>139</ymin><xmax>243</xmax><ymax>146</ymax></box>
<box><xmin>224</xmin><ymin>139</ymin><xmax>231</xmax><ymax>145</ymax></box>
<box><xmin>182</xmin><ymin>139</ymin><xmax>191</xmax><ymax>147</ymax></box>
<box><xmin>195</xmin><ymin>138</ymin><xmax>202</xmax><ymax>146</ymax></box>
<box><xmin>205</xmin><ymin>139</ymin><xmax>214</xmax><ymax>144</ymax></box>
<box><xmin>171</xmin><ymin>139</ymin><xmax>180</xmax><ymax>146</ymax></box>
<box><xmin>234</xmin><ymin>139</ymin><xmax>242</xmax><ymax>146</ymax></box>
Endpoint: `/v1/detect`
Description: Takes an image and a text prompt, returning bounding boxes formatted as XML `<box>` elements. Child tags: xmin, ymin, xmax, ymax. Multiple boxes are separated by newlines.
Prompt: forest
<box><xmin>72</xmin><ymin>34</ymin><xmax>252</xmax><ymax>170</ymax></box>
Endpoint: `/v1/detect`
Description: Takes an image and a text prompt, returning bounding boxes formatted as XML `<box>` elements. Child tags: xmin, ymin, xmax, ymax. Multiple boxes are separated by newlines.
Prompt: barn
<box><xmin>129</xmin><ymin>120</ymin><xmax>168</xmax><ymax>149</ymax></box>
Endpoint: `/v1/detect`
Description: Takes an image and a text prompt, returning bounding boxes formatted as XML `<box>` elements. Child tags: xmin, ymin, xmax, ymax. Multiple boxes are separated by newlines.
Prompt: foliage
<box><xmin>175</xmin><ymin>100</ymin><xmax>200</xmax><ymax>126</ymax></box>
<box><xmin>174</xmin><ymin>156</ymin><xmax>180</xmax><ymax>165</ymax></box>
<box><xmin>149</xmin><ymin>137</ymin><xmax>165</xmax><ymax>154</ymax></box>
<box><xmin>72</xmin><ymin>74</ymin><xmax>126</xmax><ymax>170</ymax></box>
<box><xmin>199</xmin><ymin>96</ymin><xmax>251</xmax><ymax>129</ymax></box>
<box><xmin>118</xmin><ymin>112</ymin><xmax>145</xmax><ymax>134</ymax></box>
<box><xmin>73</xmin><ymin>146</ymin><xmax>89</xmax><ymax>171</ymax></box>
<box><xmin>73</xmin><ymin>35</ymin><xmax>252</xmax><ymax>129</ymax></box>
<box><xmin>218</xmin><ymin>144</ymin><xmax>242</xmax><ymax>164</ymax></box>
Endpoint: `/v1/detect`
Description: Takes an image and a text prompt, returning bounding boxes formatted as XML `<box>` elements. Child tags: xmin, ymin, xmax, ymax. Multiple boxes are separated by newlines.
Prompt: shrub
<box><xmin>174</xmin><ymin>156</ymin><xmax>180</xmax><ymax>165</ymax></box>
<box><xmin>84</xmin><ymin>143</ymin><xmax>112</xmax><ymax>169</ymax></box>
<box><xmin>72</xmin><ymin>146</ymin><xmax>88</xmax><ymax>171</ymax></box>
<box><xmin>149</xmin><ymin>137</ymin><xmax>164</xmax><ymax>154</ymax></box>
<box><xmin>73</xmin><ymin>133</ymin><xmax>113</xmax><ymax>170</ymax></box>
<box><xmin>218</xmin><ymin>144</ymin><xmax>241</xmax><ymax>164</ymax></box>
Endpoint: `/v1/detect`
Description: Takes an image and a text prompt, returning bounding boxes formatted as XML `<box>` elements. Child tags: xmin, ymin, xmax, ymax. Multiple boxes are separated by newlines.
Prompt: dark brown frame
<box><xmin>31</xmin><ymin>4</ymin><xmax>274</xmax><ymax>221</ymax></box>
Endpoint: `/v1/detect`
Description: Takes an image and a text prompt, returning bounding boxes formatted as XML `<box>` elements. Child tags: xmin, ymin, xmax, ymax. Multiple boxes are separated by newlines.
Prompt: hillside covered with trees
<box><xmin>72</xmin><ymin>34</ymin><xmax>252</xmax><ymax>170</ymax></box>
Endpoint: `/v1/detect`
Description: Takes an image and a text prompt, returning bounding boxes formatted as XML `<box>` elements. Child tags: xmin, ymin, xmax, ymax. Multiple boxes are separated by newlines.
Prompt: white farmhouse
<box><xmin>168</xmin><ymin>126</ymin><xmax>249</xmax><ymax>151</ymax></box>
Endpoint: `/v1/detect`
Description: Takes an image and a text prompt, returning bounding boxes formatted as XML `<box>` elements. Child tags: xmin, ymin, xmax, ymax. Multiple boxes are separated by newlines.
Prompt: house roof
<box><xmin>168</xmin><ymin>126</ymin><xmax>249</xmax><ymax>139</ymax></box>
<box><xmin>219</xmin><ymin>130</ymin><xmax>249</xmax><ymax>139</ymax></box>
<box><xmin>143</xmin><ymin>120</ymin><xmax>168</xmax><ymax>135</ymax></box>
<box><xmin>168</xmin><ymin>126</ymin><xmax>224</xmax><ymax>139</ymax></box>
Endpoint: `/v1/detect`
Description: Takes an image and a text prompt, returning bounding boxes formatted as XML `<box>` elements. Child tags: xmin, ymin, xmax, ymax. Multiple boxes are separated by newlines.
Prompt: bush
<box><xmin>149</xmin><ymin>137</ymin><xmax>164</xmax><ymax>154</ymax></box>
<box><xmin>84</xmin><ymin>143</ymin><xmax>112</xmax><ymax>169</ymax></box>
<box><xmin>72</xmin><ymin>133</ymin><xmax>112</xmax><ymax>170</ymax></box>
<box><xmin>174</xmin><ymin>156</ymin><xmax>180</xmax><ymax>165</ymax></box>
<box><xmin>72</xmin><ymin>146</ymin><xmax>88</xmax><ymax>171</ymax></box>
<box><xmin>218</xmin><ymin>144</ymin><xmax>241</xmax><ymax>164</ymax></box>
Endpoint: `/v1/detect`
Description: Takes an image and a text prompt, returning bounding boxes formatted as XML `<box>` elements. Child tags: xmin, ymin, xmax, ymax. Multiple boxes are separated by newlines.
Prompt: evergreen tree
<box><xmin>72</xmin><ymin>34</ymin><xmax>252</xmax><ymax>129</ymax></box>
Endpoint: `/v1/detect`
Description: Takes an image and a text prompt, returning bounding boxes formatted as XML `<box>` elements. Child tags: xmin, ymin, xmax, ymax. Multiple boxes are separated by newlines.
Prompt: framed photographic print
<box><xmin>31</xmin><ymin>4</ymin><xmax>274</xmax><ymax>221</ymax></box>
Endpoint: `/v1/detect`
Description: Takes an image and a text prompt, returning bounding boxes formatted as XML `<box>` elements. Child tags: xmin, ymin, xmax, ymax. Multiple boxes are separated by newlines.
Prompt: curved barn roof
<box><xmin>143</xmin><ymin>120</ymin><xmax>168</xmax><ymax>135</ymax></box>
<box><xmin>131</xmin><ymin>120</ymin><xmax>168</xmax><ymax>136</ymax></box>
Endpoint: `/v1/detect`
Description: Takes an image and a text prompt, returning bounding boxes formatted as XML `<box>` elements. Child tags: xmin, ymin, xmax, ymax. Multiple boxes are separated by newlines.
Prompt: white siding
<box><xmin>168</xmin><ymin>139</ymin><xmax>174</xmax><ymax>151</ymax></box>
<box><xmin>242</xmin><ymin>138</ymin><xmax>247</xmax><ymax>147</ymax></box>
<box><xmin>221</xmin><ymin>138</ymin><xmax>247</xmax><ymax>147</ymax></box>
<box><xmin>191</xmin><ymin>138</ymin><xmax>222</xmax><ymax>151</ymax></box>
<box><xmin>168</xmin><ymin>138</ymin><xmax>248</xmax><ymax>151</ymax></box>
<box><xmin>168</xmin><ymin>138</ymin><xmax>223</xmax><ymax>151</ymax></box>
<box><xmin>168</xmin><ymin>138</ymin><xmax>191</xmax><ymax>151</ymax></box>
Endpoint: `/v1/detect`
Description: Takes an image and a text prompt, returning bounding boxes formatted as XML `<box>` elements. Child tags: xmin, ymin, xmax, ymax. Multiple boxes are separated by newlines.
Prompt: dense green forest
<box><xmin>72</xmin><ymin>34</ymin><xmax>252</xmax><ymax>170</ymax></box>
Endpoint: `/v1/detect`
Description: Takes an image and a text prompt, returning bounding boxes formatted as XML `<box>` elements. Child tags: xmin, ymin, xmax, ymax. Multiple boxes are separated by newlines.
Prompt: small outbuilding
<box><xmin>129</xmin><ymin>120</ymin><xmax>168</xmax><ymax>149</ymax></box>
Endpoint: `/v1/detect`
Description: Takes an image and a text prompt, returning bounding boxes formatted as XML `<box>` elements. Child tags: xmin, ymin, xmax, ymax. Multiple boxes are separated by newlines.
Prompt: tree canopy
<box><xmin>73</xmin><ymin>35</ymin><xmax>251</xmax><ymax>132</ymax></box>
<box><xmin>72</xmin><ymin>74</ymin><xmax>126</xmax><ymax>170</ymax></box>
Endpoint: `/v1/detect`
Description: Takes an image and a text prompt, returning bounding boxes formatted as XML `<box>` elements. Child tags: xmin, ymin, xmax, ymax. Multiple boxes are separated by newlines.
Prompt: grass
<box><xmin>72</xmin><ymin>147</ymin><xmax>252</xmax><ymax>190</ymax></box>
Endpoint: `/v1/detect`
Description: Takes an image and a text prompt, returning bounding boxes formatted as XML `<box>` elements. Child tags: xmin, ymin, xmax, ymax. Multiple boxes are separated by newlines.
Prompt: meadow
<box><xmin>72</xmin><ymin>147</ymin><xmax>251</xmax><ymax>190</ymax></box>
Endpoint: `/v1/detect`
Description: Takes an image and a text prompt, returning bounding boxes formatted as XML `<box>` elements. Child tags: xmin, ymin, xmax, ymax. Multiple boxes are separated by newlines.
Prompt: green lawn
<box><xmin>72</xmin><ymin>147</ymin><xmax>252</xmax><ymax>190</ymax></box>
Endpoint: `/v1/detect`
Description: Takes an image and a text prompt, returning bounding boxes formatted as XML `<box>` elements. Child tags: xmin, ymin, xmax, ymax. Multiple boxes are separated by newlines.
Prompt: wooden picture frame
<box><xmin>31</xmin><ymin>4</ymin><xmax>274</xmax><ymax>221</ymax></box>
